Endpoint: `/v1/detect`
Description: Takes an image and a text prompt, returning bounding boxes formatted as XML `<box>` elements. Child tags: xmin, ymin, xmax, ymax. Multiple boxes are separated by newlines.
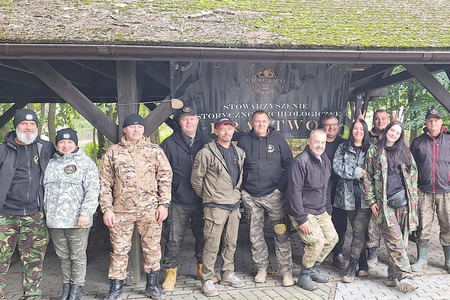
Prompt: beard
<box><xmin>16</xmin><ymin>129</ymin><xmax>38</xmax><ymax>145</ymax></box>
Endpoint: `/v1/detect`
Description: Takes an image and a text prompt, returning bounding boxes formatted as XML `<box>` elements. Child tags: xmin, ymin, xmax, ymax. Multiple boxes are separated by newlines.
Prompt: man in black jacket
<box><xmin>0</xmin><ymin>109</ymin><xmax>55</xmax><ymax>299</ymax></box>
<box><xmin>286</xmin><ymin>129</ymin><xmax>338</xmax><ymax>291</ymax></box>
<box><xmin>238</xmin><ymin>110</ymin><xmax>294</xmax><ymax>287</ymax></box>
<box><xmin>160</xmin><ymin>107</ymin><xmax>211</xmax><ymax>292</ymax></box>
<box><xmin>411</xmin><ymin>109</ymin><xmax>450</xmax><ymax>272</ymax></box>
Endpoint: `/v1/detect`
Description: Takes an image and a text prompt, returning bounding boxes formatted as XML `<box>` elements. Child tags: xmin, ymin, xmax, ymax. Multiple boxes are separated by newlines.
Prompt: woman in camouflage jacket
<box><xmin>363</xmin><ymin>121</ymin><xmax>419</xmax><ymax>293</ymax></box>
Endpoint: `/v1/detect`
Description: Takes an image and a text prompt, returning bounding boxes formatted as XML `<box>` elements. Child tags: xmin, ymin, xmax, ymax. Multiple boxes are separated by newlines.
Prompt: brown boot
<box><xmin>161</xmin><ymin>267</ymin><xmax>177</xmax><ymax>292</ymax></box>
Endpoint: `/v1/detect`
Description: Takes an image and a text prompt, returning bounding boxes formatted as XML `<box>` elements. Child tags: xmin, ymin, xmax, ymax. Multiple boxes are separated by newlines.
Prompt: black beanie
<box><xmin>123</xmin><ymin>114</ymin><xmax>145</xmax><ymax>128</ymax></box>
<box><xmin>13</xmin><ymin>109</ymin><xmax>39</xmax><ymax>128</ymax></box>
<box><xmin>55</xmin><ymin>128</ymin><xmax>78</xmax><ymax>145</ymax></box>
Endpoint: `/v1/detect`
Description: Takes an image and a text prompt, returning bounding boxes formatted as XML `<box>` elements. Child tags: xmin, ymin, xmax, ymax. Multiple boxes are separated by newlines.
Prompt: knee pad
<box><xmin>272</xmin><ymin>219</ymin><xmax>290</xmax><ymax>243</ymax></box>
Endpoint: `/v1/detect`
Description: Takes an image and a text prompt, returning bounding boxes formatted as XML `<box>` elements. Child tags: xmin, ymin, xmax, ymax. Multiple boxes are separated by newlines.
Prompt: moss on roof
<box><xmin>0</xmin><ymin>0</ymin><xmax>449</xmax><ymax>50</ymax></box>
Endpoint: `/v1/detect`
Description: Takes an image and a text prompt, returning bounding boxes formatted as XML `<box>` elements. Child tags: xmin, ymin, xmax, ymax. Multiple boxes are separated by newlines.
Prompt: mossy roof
<box><xmin>0</xmin><ymin>0</ymin><xmax>449</xmax><ymax>50</ymax></box>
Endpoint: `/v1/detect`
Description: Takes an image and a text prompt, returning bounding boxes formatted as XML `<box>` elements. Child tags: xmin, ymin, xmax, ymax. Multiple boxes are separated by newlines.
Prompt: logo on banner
<box><xmin>245</xmin><ymin>64</ymin><xmax>286</xmax><ymax>100</ymax></box>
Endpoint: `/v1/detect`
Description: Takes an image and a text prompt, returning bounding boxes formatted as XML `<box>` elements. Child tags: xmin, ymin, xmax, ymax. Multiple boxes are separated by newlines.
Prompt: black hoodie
<box><xmin>238</xmin><ymin>127</ymin><xmax>292</xmax><ymax>198</ymax></box>
<box><xmin>160</xmin><ymin>129</ymin><xmax>211</xmax><ymax>206</ymax></box>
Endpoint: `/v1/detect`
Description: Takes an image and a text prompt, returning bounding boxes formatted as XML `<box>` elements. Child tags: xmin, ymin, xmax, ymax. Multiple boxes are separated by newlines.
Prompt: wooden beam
<box><xmin>0</xmin><ymin>100</ymin><xmax>29</xmax><ymax>128</ymax></box>
<box><xmin>21</xmin><ymin>60</ymin><xmax>119</xmax><ymax>142</ymax></box>
<box><xmin>351</xmin><ymin>64</ymin><xmax>394</xmax><ymax>85</ymax></box>
<box><xmin>144</xmin><ymin>102</ymin><xmax>176</xmax><ymax>130</ymax></box>
<box><xmin>141</xmin><ymin>62</ymin><xmax>170</xmax><ymax>88</ymax></box>
<box><xmin>404</xmin><ymin>64</ymin><xmax>450</xmax><ymax>113</ymax></box>
<box><xmin>144</xmin><ymin>101</ymin><xmax>173</xmax><ymax>137</ymax></box>
<box><xmin>354</xmin><ymin>64</ymin><xmax>447</xmax><ymax>95</ymax></box>
<box><xmin>116</xmin><ymin>61</ymin><xmax>138</xmax><ymax>130</ymax></box>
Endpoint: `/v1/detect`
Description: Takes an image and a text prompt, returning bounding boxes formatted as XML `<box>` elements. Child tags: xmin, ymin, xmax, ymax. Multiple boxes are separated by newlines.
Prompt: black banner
<box><xmin>170</xmin><ymin>62</ymin><xmax>350</xmax><ymax>139</ymax></box>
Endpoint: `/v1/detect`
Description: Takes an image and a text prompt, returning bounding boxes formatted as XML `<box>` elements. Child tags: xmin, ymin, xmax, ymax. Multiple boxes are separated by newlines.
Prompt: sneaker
<box><xmin>254</xmin><ymin>269</ymin><xmax>267</xmax><ymax>283</ymax></box>
<box><xmin>282</xmin><ymin>273</ymin><xmax>295</xmax><ymax>287</ymax></box>
<box><xmin>357</xmin><ymin>269</ymin><xmax>369</xmax><ymax>277</ymax></box>
<box><xmin>386</xmin><ymin>275</ymin><xmax>399</xmax><ymax>287</ymax></box>
<box><xmin>220</xmin><ymin>273</ymin><xmax>246</xmax><ymax>288</ymax></box>
<box><xmin>201</xmin><ymin>280</ymin><xmax>218</xmax><ymax>297</ymax></box>
<box><xmin>333</xmin><ymin>253</ymin><xmax>347</xmax><ymax>269</ymax></box>
<box><xmin>367</xmin><ymin>247</ymin><xmax>378</xmax><ymax>268</ymax></box>
<box><xmin>399</xmin><ymin>276</ymin><xmax>418</xmax><ymax>292</ymax></box>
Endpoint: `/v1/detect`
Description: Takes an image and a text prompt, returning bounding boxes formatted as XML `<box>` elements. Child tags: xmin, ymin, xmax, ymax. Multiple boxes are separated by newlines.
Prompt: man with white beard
<box><xmin>0</xmin><ymin>109</ymin><xmax>56</xmax><ymax>299</ymax></box>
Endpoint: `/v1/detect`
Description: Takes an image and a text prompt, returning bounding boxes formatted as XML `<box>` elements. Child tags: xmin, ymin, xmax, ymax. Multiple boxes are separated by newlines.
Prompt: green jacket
<box><xmin>363</xmin><ymin>145</ymin><xmax>418</xmax><ymax>231</ymax></box>
<box><xmin>191</xmin><ymin>141</ymin><xmax>245</xmax><ymax>205</ymax></box>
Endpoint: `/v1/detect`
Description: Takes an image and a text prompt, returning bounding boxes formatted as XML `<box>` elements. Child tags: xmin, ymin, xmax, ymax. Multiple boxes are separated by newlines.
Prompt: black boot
<box><xmin>342</xmin><ymin>258</ymin><xmax>358</xmax><ymax>283</ymax></box>
<box><xmin>145</xmin><ymin>270</ymin><xmax>166</xmax><ymax>299</ymax></box>
<box><xmin>357</xmin><ymin>252</ymin><xmax>369</xmax><ymax>277</ymax></box>
<box><xmin>60</xmin><ymin>283</ymin><xmax>71</xmax><ymax>300</ymax></box>
<box><xmin>367</xmin><ymin>247</ymin><xmax>378</xmax><ymax>268</ymax></box>
<box><xmin>68</xmin><ymin>285</ymin><xmax>83</xmax><ymax>300</ymax></box>
<box><xmin>309</xmin><ymin>262</ymin><xmax>329</xmax><ymax>283</ymax></box>
<box><xmin>443</xmin><ymin>246</ymin><xmax>450</xmax><ymax>273</ymax></box>
<box><xmin>104</xmin><ymin>279</ymin><xmax>123</xmax><ymax>300</ymax></box>
<box><xmin>297</xmin><ymin>265</ymin><xmax>318</xmax><ymax>291</ymax></box>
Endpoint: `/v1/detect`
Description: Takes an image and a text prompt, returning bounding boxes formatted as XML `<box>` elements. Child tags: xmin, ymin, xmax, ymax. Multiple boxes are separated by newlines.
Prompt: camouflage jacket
<box><xmin>363</xmin><ymin>145</ymin><xmax>418</xmax><ymax>230</ymax></box>
<box><xmin>44</xmin><ymin>149</ymin><xmax>99</xmax><ymax>228</ymax></box>
<box><xmin>99</xmin><ymin>135</ymin><xmax>172</xmax><ymax>214</ymax></box>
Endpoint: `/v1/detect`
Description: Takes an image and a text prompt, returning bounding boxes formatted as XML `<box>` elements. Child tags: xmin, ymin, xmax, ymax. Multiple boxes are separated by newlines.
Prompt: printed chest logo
<box><xmin>193</xmin><ymin>159</ymin><xmax>200</xmax><ymax>169</ymax></box>
<box><xmin>64</xmin><ymin>165</ymin><xmax>77</xmax><ymax>174</ymax></box>
<box><xmin>34</xmin><ymin>155</ymin><xmax>39</xmax><ymax>164</ymax></box>
<box><xmin>267</xmin><ymin>144</ymin><xmax>275</xmax><ymax>153</ymax></box>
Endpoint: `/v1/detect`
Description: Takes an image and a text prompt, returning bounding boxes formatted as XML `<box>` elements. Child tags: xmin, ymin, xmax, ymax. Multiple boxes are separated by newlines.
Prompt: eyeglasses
<box><xmin>323</xmin><ymin>123</ymin><xmax>339</xmax><ymax>128</ymax></box>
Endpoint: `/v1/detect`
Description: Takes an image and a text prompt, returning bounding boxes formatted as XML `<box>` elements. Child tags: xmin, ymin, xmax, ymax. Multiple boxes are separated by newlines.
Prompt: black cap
<box><xmin>123</xmin><ymin>114</ymin><xmax>145</xmax><ymax>128</ymax></box>
<box><xmin>214</xmin><ymin>117</ymin><xmax>235</xmax><ymax>128</ymax></box>
<box><xmin>426</xmin><ymin>109</ymin><xmax>442</xmax><ymax>120</ymax></box>
<box><xmin>55</xmin><ymin>128</ymin><xmax>78</xmax><ymax>145</ymax></box>
<box><xmin>13</xmin><ymin>109</ymin><xmax>39</xmax><ymax>128</ymax></box>
<box><xmin>178</xmin><ymin>106</ymin><xmax>198</xmax><ymax>117</ymax></box>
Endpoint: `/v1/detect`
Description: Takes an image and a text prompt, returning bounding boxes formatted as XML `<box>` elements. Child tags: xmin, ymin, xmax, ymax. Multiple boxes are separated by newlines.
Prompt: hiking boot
<box><xmin>333</xmin><ymin>253</ymin><xmax>347</xmax><ymax>269</ymax></box>
<box><xmin>297</xmin><ymin>265</ymin><xmax>318</xmax><ymax>291</ymax></box>
<box><xmin>385</xmin><ymin>275</ymin><xmax>399</xmax><ymax>287</ymax></box>
<box><xmin>68</xmin><ymin>285</ymin><xmax>82</xmax><ymax>300</ymax></box>
<box><xmin>343</xmin><ymin>258</ymin><xmax>358</xmax><ymax>283</ymax></box>
<box><xmin>357</xmin><ymin>254</ymin><xmax>369</xmax><ymax>278</ymax></box>
<box><xmin>161</xmin><ymin>268</ymin><xmax>177</xmax><ymax>292</ymax></box>
<box><xmin>282</xmin><ymin>273</ymin><xmax>295</xmax><ymax>287</ymax></box>
<box><xmin>104</xmin><ymin>279</ymin><xmax>123</xmax><ymax>300</ymax></box>
<box><xmin>145</xmin><ymin>271</ymin><xmax>166</xmax><ymax>299</ymax></box>
<box><xmin>60</xmin><ymin>283</ymin><xmax>71</xmax><ymax>300</ymax></box>
<box><xmin>220</xmin><ymin>273</ymin><xmax>245</xmax><ymax>288</ymax></box>
<box><xmin>254</xmin><ymin>269</ymin><xmax>267</xmax><ymax>283</ymax></box>
<box><xmin>399</xmin><ymin>276</ymin><xmax>418</xmax><ymax>292</ymax></box>
<box><xmin>310</xmin><ymin>262</ymin><xmax>329</xmax><ymax>283</ymax></box>
<box><xmin>201</xmin><ymin>280</ymin><xmax>218</xmax><ymax>297</ymax></box>
<box><xmin>367</xmin><ymin>247</ymin><xmax>378</xmax><ymax>268</ymax></box>
<box><xmin>412</xmin><ymin>244</ymin><xmax>429</xmax><ymax>272</ymax></box>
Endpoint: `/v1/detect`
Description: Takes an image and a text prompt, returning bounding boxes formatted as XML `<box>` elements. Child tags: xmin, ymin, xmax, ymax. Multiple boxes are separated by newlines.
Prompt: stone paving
<box><xmin>3</xmin><ymin>213</ymin><xmax>450</xmax><ymax>300</ymax></box>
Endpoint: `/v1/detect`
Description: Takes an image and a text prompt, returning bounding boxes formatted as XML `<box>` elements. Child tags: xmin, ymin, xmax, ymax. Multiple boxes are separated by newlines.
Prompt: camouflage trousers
<box><xmin>289</xmin><ymin>212</ymin><xmax>338</xmax><ymax>268</ymax></box>
<box><xmin>0</xmin><ymin>212</ymin><xmax>49</xmax><ymax>299</ymax></box>
<box><xmin>378</xmin><ymin>205</ymin><xmax>413</xmax><ymax>280</ymax></box>
<box><xmin>241</xmin><ymin>190</ymin><xmax>293</xmax><ymax>275</ymax></box>
<box><xmin>346</xmin><ymin>208</ymin><xmax>372</xmax><ymax>259</ymax></box>
<box><xmin>108</xmin><ymin>210</ymin><xmax>162</xmax><ymax>280</ymax></box>
<box><xmin>162</xmin><ymin>202</ymin><xmax>204</xmax><ymax>269</ymax></box>
<box><xmin>416</xmin><ymin>191</ymin><xmax>450</xmax><ymax>246</ymax></box>
<box><xmin>202</xmin><ymin>207</ymin><xmax>240</xmax><ymax>282</ymax></box>
<box><xmin>49</xmin><ymin>228</ymin><xmax>90</xmax><ymax>285</ymax></box>
<box><xmin>366</xmin><ymin>214</ymin><xmax>381</xmax><ymax>248</ymax></box>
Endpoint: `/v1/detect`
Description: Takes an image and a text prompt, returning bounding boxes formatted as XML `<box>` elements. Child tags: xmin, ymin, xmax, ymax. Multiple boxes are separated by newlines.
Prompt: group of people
<box><xmin>0</xmin><ymin>106</ymin><xmax>448</xmax><ymax>299</ymax></box>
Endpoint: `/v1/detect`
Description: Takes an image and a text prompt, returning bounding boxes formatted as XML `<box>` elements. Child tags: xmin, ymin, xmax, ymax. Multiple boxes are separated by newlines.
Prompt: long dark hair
<box><xmin>375</xmin><ymin>120</ymin><xmax>412</xmax><ymax>169</ymax></box>
<box><xmin>347</xmin><ymin>119</ymin><xmax>371</xmax><ymax>152</ymax></box>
